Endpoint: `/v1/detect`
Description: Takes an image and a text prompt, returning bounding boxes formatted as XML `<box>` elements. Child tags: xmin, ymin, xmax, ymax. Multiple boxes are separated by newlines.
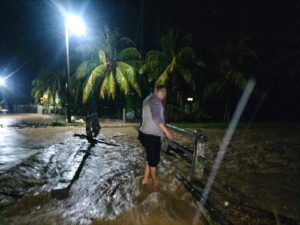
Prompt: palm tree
<box><xmin>49</xmin><ymin>70</ymin><xmax>63</xmax><ymax>112</ymax></box>
<box><xmin>140</xmin><ymin>31</ymin><xmax>204</xmax><ymax>117</ymax></box>
<box><xmin>32</xmin><ymin>68</ymin><xmax>64</xmax><ymax>113</ymax></box>
<box><xmin>76</xmin><ymin>26</ymin><xmax>141</xmax><ymax>103</ymax></box>
<box><xmin>140</xmin><ymin>31</ymin><xmax>204</xmax><ymax>86</ymax></box>
<box><xmin>31</xmin><ymin>78</ymin><xmax>47</xmax><ymax>103</ymax></box>
<box><xmin>204</xmin><ymin>36</ymin><xmax>257</xmax><ymax>121</ymax></box>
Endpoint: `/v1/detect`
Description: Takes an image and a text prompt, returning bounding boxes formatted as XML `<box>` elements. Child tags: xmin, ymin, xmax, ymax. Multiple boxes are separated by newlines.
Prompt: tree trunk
<box><xmin>224</xmin><ymin>95</ymin><xmax>231</xmax><ymax>121</ymax></box>
<box><xmin>115</xmin><ymin>90</ymin><xmax>124</xmax><ymax>120</ymax></box>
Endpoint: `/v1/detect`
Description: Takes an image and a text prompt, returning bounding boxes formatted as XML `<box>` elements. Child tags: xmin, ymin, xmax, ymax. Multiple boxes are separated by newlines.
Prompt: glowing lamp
<box><xmin>65</xmin><ymin>14</ymin><xmax>86</xmax><ymax>36</ymax></box>
<box><xmin>0</xmin><ymin>77</ymin><xmax>5</xmax><ymax>86</ymax></box>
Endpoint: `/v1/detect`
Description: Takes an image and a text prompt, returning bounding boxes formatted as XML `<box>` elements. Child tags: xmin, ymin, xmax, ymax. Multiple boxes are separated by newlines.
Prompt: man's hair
<box><xmin>154</xmin><ymin>84</ymin><xmax>167</xmax><ymax>92</ymax></box>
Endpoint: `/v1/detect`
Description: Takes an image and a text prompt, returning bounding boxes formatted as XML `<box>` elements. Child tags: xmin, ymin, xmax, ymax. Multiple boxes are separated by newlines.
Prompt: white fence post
<box><xmin>122</xmin><ymin>108</ymin><xmax>126</xmax><ymax>122</ymax></box>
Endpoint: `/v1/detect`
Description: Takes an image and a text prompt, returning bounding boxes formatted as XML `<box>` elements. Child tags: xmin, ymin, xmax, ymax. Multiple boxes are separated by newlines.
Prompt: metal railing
<box><xmin>13</xmin><ymin>104</ymin><xmax>37</xmax><ymax>113</ymax></box>
<box><xmin>162</xmin><ymin>124</ymin><xmax>208</xmax><ymax>179</ymax></box>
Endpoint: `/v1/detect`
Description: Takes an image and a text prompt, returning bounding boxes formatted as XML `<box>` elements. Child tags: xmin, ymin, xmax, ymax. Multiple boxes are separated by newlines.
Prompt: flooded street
<box><xmin>0</xmin><ymin>115</ymin><xmax>198</xmax><ymax>225</ymax></box>
<box><xmin>172</xmin><ymin>126</ymin><xmax>300</xmax><ymax>224</ymax></box>
<box><xmin>0</xmin><ymin>115</ymin><xmax>299</xmax><ymax>224</ymax></box>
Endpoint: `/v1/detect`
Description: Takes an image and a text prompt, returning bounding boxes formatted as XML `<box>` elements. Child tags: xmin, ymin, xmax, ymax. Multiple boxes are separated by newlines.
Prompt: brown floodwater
<box><xmin>0</xmin><ymin>116</ymin><xmax>200</xmax><ymax>225</ymax></box>
<box><xmin>0</xmin><ymin>115</ymin><xmax>299</xmax><ymax>225</ymax></box>
<box><xmin>172</xmin><ymin>126</ymin><xmax>300</xmax><ymax>224</ymax></box>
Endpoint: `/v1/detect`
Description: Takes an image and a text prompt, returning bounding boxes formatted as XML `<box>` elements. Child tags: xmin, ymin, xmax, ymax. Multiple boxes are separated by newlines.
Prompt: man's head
<box><xmin>154</xmin><ymin>84</ymin><xmax>167</xmax><ymax>101</ymax></box>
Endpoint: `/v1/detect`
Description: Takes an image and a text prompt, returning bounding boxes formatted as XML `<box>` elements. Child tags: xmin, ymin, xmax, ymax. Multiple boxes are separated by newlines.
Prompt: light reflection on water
<box><xmin>0</xmin><ymin>128</ymin><xmax>37</xmax><ymax>170</ymax></box>
<box><xmin>0</xmin><ymin>126</ymin><xmax>84</xmax><ymax>171</ymax></box>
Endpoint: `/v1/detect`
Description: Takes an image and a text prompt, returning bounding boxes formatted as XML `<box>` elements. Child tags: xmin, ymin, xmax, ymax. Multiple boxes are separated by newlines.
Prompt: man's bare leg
<box><xmin>142</xmin><ymin>164</ymin><xmax>150</xmax><ymax>184</ymax></box>
<box><xmin>149</xmin><ymin>166</ymin><xmax>158</xmax><ymax>188</ymax></box>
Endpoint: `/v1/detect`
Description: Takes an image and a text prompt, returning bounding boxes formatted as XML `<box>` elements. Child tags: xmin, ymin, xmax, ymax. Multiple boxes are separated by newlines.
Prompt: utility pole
<box><xmin>65</xmin><ymin>25</ymin><xmax>72</xmax><ymax>123</ymax></box>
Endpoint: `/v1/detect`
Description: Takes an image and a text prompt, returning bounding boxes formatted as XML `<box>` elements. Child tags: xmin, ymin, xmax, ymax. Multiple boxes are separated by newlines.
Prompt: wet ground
<box><xmin>0</xmin><ymin>114</ymin><xmax>198</xmax><ymax>225</ymax></box>
<box><xmin>0</xmin><ymin>114</ymin><xmax>299</xmax><ymax>225</ymax></box>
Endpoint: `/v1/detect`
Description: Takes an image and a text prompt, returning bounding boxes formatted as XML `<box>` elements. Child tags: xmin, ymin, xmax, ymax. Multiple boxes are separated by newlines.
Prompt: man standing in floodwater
<box><xmin>139</xmin><ymin>85</ymin><xmax>174</xmax><ymax>188</ymax></box>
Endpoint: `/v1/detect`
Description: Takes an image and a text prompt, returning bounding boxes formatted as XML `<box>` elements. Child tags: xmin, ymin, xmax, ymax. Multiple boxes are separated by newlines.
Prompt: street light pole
<box><xmin>64</xmin><ymin>14</ymin><xmax>86</xmax><ymax>123</ymax></box>
<box><xmin>65</xmin><ymin>23</ymin><xmax>71</xmax><ymax>123</ymax></box>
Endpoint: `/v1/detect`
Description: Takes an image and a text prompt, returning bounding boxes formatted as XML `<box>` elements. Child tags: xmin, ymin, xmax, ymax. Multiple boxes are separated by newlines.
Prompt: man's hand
<box><xmin>159</xmin><ymin>123</ymin><xmax>174</xmax><ymax>141</ymax></box>
<box><xmin>165</xmin><ymin>130</ymin><xmax>174</xmax><ymax>141</ymax></box>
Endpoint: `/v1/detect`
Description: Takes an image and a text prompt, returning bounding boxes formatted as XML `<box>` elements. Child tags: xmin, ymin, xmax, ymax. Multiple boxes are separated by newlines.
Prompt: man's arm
<box><xmin>150</xmin><ymin>98</ymin><xmax>173</xmax><ymax>141</ymax></box>
<box><xmin>158</xmin><ymin>123</ymin><xmax>173</xmax><ymax>141</ymax></box>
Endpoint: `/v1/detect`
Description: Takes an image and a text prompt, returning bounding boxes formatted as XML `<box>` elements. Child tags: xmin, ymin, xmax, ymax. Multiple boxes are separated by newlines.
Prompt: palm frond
<box><xmin>117</xmin><ymin>62</ymin><xmax>141</xmax><ymax>96</ymax></box>
<box><xmin>32</xmin><ymin>78</ymin><xmax>45</xmax><ymax>87</ymax></box>
<box><xmin>178</xmin><ymin>46</ymin><xmax>196</xmax><ymax>62</ymax></box>
<box><xmin>156</xmin><ymin>56</ymin><xmax>176</xmax><ymax>84</ymax></box>
<box><xmin>160</xmin><ymin>30</ymin><xmax>176</xmax><ymax>58</ymax></box>
<box><xmin>118</xmin><ymin>47</ymin><xmax>141</xmax><ymax>61</ymax></box>
<box><xmin>31</xmin><ymin>87</ymin><xmax>43</xmax><ymax>102</ymax></box>
<box><xmin>180</xmin><ymin>68</ymin><xmax>193</xmax><ymax>83</ymax></box>
<box><xmin>75</xmin><ymin>60</ymin><xmax>99</xmax><ymax>79</ymax></box>
<box><xmin>139</xmin><ymin>64</ymin><xmax>148</xmax><ymax>74</ymax></box>
<box><xmin>120</xmin><ymin>37</ymin><xmax>135</xmax><ymax>47</ymax></box>
<box><xmin>116</xmin><ymin>68</ymin><xmax>129</xmax><ymax>95</ymax></box>
<box><xmin>124</xmin><ymin>59</ymin><xmax>144</xmax><ymax>70</ymax></box>
<box><xmin>83</xmin><ymin>64</ymin><xmax>106</xmax><ymax>103</ymax></box>
<box><xmin>34</xmin><ymin>90</ymin><xmax>42</xmax><ymax>103</ymax></box>
<box><xmin>107</xmin><ymin>71</ymin><xmax>116</xmax><ymax>98</ymax></box>
<box><xmin>100</xmin><ymin>75</ymin><xmax>108</xmax><ymax>99</ymax></box>
<box><xmin>99</xmin><ymin>50</ymin><xmax>107</xmax><ymax>64</ymax></box>
<box><xmin>139</xmin><ymin>50</ymin><xmax>167</xmax><ymax>74</ymax></box>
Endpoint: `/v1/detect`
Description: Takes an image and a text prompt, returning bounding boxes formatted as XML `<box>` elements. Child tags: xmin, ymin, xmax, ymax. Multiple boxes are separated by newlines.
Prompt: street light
<box><xmin>65</xmin><ymin>14</ymin><xmax>86</xmax><ymax>36</ymax></box>
<box><xmin>0</xmin><ymin>77</ymin><xmax>5</xmax><ymax>86</ymax></box>
<box><xmin>64</xmin><ymin>13</ymin><xmax>86</xmax><ymax>122</ymax></box>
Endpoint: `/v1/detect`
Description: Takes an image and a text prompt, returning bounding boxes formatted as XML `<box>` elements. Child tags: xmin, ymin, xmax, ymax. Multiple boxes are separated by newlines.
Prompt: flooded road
<box><xmin>0</xmin><ymin>115</ymin><xmax>198</xmax><ymax>225</ymax></box>
<box><xmin>0</xmin><ymin>115</ymin><xmax>300</xmax><ymax>225</ymax></box>
<box><xmin>172</xmin><ymin>126</ymin><xmax>300</xmax><ymax>224</ymax></box>
<box><xmin>0</xmin><ymin>114</ymin><xmax>64</xmax><ymax>170</ymax></box>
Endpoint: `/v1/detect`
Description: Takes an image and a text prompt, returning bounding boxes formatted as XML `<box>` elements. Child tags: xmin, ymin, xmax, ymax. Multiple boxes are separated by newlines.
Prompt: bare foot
<box><xmin>152</xmin><ymin>179</ymin><xmax>158</xmax><ymax>189</ymax></box>
<box><xmin>142</xmin><ymin>178</ymin><xmax>149</xmax><ymax>185</ymax></box>
<box><xmin>142</xmin><ymin>178</ymin><xmax>153</xmax><ymax>185</ymax></box>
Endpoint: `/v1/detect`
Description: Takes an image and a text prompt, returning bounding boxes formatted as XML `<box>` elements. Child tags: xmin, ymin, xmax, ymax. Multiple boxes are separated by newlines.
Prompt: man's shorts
<box><xmin>138</xmin><ymin>130</ymin><xmax>161</xmax><ymax>167</ymax></box>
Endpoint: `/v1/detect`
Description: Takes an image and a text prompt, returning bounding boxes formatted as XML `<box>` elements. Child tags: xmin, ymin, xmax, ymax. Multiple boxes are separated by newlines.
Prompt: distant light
<box><xmin>65</xmin><ymin>14</ymin><xmax>86</xmax><ymax>36</ymax></box>
<box><xmin>0</xmin><ymin>77</ymin><xmax>5</xmax><ymax>86</ymax></box>
<box><xmin>187</xmin><ymin>97</ymin><xmax>193</xmax><ymax>102</ymax></box>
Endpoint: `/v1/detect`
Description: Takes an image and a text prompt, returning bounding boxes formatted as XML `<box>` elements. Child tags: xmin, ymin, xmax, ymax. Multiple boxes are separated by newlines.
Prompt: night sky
<box><xmin>1</xmin><ymin>0</ymin><xmax>300</xmax><ymax>120</ymax></box>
